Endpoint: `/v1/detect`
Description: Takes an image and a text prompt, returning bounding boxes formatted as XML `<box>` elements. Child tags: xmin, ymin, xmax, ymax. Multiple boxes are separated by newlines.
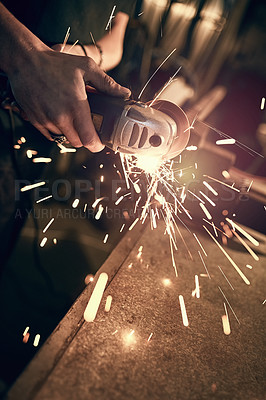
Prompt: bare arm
<box><xmin>0</xmin><ymin>3</ymin><xmax>131</xmax><ymax>151</ymax></box>
<box><xmin>61</xmin><ymin>12</ymin><xmax>129</xmax><ymax>71</ymax></box>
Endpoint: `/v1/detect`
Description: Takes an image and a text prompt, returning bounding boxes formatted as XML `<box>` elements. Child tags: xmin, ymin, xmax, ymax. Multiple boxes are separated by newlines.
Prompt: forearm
<box><xmin>64</xmin><ymin>12</ymin><xmax>129</xmax><ymax>71</ymax></box>
<box><xmin>0</xmin><ymin>2</ymin><xmax>47</xmax><ymax>75</ymax></box>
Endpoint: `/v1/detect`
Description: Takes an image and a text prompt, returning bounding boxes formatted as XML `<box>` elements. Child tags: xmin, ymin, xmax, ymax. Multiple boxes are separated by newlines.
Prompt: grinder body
<box><xmin>87</xmin><ymin>90</ymin><xmax>190</xmax><ymax>160</ymax></box>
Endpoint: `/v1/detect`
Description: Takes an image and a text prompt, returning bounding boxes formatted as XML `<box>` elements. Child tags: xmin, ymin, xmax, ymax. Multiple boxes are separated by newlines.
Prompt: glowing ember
<box><xmin>32</xmin><ymin>157</ymin><xmax>52</xmax><ymax>163</ymax></box>
<box><xmin>84</xmin><ymin>273</ymin><xmax>108</xmax><ymax>322</ymax></box>
<box><xmin>128</xmin><ymin>218</ymin><xmax>139</xmax><ymax>231</ymax></box>
<box><xmin>26</xmin><ymin>149</ymin><xmax>38</xmax><ymax>158</ymax></box>
<box><xmin>43</xmin><ymin>218</ymin><xmax>54</xmax><ymax>233</ymax></box>
<box><xmin>92</xmin><ymin>197</ymin><xmax>105</xmax><ymax>208</ymax></box>
<box><xmin>203</xmin><ymin>181</ymin><xmax>218</xmax><ymax>196</ymax></box>
<box><xmin>218</xmin><ymin>266</ymin><xmax>234</xmax><ymax>290</ymax></box>
<box><xmin>33</xmin><ymin>334</ymin><xmax>41</xmax><ymax>347</ymax></box>
<box><xmin>95</xmin><ymin>204</ymin><xmax>104</xmax><ymax>220</ymax></box>
<box><xmin>23</xmin><ymin>333</ymin><xmax>30</xmax><ymax>344</ymax></box>
<box><xmin>204</xmin><ymin>226</ymin><xmax>250</xmax><ymax>285</ymax></box>
<box><xmin>21</xmin><ymin>181</ymin><xmax>46</xmax><ymax>192</ymax></box>
<box><xmin>195</xmin><ymin>275</ymin><xmax>200</xmax><ymax>298</ymax></box>
<box><xmin>72</xmin><ymin>198</ymin><xmax>79</xmax><ymax>208</ymax></box>
<box><xmin>199</xmin><ymin>191</ymin><xmax>216</xmax><ymax>207</ymax></box>
<box><xmin>222</xmin><ymin>303</ymin><xmax>231</xmax><ymax>335</ymax></box>
<box><xmin>36</xmin><ymin>195</ymin><xmax>52</xmax><ymax>203</ymax></box>
<box><xmin>216</xmin><ymin>138</ymin><xmax>236</xmax><ymax>145</ymax></box>
<box><xmin>105</xmin><ymin>295</ymin><xmax>112</xmax><ymax>312</ymax></box>
<box><xmin>226</xmin><ymin>218</ymin><xmax>259</xmax><ymax>247</ymax></box>
<box><xmin>193</xmin><ymin>233</ymin><xmax>207</xmax><ymax>256</ymax></box>
<box><xmin>40</xmin><ymin>237</ymin><xmax>47</xmax><ymax>248</ymax></box>
<box><xmin>222</xmin><ymin>170</ymin><xmax>230</xmax><ymax>179</ymax></box>
<box><xmin>147</xmin><ymin>332</ymin><xmax>153</xmax><ymax>342</ymax></box>
<box><xmin>179</xmin><ymin>295</ymin><xmax>189</xmax><ymax>327</ymax></box>
<box><xmin>23</xmin><ymin>326</ymin><xmax>29</xmax><ymax>337</ymax></box>
<box><xmin>199</xmin><ymin>203</ymin><xmax>212</xmax><ymax>220</ymax></box>
<box><xmin>120</xmin><ymin>224</ymin><xmax>125</xmax><ymax>233</ymax></box>
<box><xmin>232</xmin><ymin>230</ymin><xmax>259</xmax><ymax>261</ymax></box>
<box><xmin>186</xmin><ymin>145</ymin><xmax>198</xmax><ymax>151</ymax></box>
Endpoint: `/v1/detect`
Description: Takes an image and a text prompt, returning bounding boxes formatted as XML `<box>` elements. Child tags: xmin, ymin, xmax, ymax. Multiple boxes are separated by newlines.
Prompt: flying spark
<box><xmin>72</xmin><ymin>198</ymin><xmax>80</xmax><ymax>208</ymax></box>
<box><xmin>138</xmin><ymin>48</ymin><xmax>176</xmax><ymax>99</ymax></box>
<box><xmin>84</xmin><ymin>273</ymin><xmax>109</xmax><ymax>322</ymax></box>
<box><xmin>105</xmin><ymin>5</ymin><xmax>116</xmax><ymax>31</ymax></box>
<box><xmin>23</xmin><ymin>326</ymin><xmax>29</xmax><ymax>336</ymax></box>
<box><xmin>105</xmin><ymin>295</ymin><xmax>112</xmax><ymax>312</ymax></box>
<box><xmin>42</xmin><ymin>218</ymin><xmax>54</xmax><ymax>233</ymax></box>
<box><xmin>218</xmin><ymin>266</ymin><xmax>234</xmax><ymax>290</ymax></box>
<box><xmin>147</xmin><ymin>332</ymin><xmax>153</xmax><ymax>342</ymax></box>
<box><xmin>218</xmin><ymin>286</ymin><xmax>240</xmax><ymax>324</ymax></box>
<box><xmin>32</xmin><ymin>157</ymin><xmax>52</xmax><ymax>163</ymax></box>
<box><xmin>40</xmin><ymin>237</ymin><xmax>47</xmax><ymax>248</ymax></box>
<box><xmin>179</xmin><ymin>295</ymin><xmax>189</xmax><ymax>327</ymax></box>
<box><xmin>36</xmin><ymin>195</ymin><xmax>52</xmax><ymax>203</ymax></box>
<box><xmin>195</xmin><ymin>275</ymin><xmax>200</xmax><ymax>298</ymax></box>
<box><xmin>226</xmin><ymin>218</ymin><xmax>259</xmax><ymax>247</ymax></box>
<box><xmin>204</xmin><ymin>226</ymin><xmax>250</xmax><ymax>285</ymax></box>
<box><xmin>21</xmin><ymin>181</ymin><xmax>46</xmax><ymax>192</ymax></box>
<box><xmin>216</xmin><ymin>138</ymin><xmax>236</xmax><ymax>145</ymax></box>
<box><xmin>33</xmin><ymin>334</ymin><xmax>41</xmax><ymax>347</ymax></box>
<box><xmin>222</xmin><ymin>303</ymin><xmax>231</xmax><ymax>335</ymax></box>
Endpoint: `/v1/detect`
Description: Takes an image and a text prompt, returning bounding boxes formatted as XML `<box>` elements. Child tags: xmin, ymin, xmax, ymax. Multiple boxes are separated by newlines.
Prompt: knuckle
<box><xmin>84</xmin><ymin>56</ymin><xmax>96</xmax><ymax>71</ymax></box>
<box><xmin>103</xmin><ymin>74</ymin><xmax>116</xmax><ymax>89</ymax></box>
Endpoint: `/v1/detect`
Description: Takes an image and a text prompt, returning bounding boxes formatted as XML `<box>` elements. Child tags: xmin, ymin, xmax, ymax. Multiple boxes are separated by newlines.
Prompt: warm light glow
<box><xmin>135</xmin><ymin>156</ymin><xmax>162</xmax><ymax>174</ymax></box>
<box><xmin>84</xmin><ymin>274</ymin><xmax>94</xmax><ymax>285</ymax></box>
<box><xmin>162</xmin><ymin>278</ymin><xmax>171</xmax><ymax>287</ymax></box>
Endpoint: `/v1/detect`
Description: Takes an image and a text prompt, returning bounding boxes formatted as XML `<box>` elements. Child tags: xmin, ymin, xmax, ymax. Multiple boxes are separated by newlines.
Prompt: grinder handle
<box><xmin>86</xmin><ymin>88</ymin><xmax>128</xmax><ymax>147</ymax></box>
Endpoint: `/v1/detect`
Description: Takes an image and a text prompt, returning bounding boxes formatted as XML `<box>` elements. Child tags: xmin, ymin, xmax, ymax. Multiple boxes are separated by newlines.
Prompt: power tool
<box><xmin>86</xmin><ymin>90</ymin><xmax>191</xmax><ymax>160</ymax></box>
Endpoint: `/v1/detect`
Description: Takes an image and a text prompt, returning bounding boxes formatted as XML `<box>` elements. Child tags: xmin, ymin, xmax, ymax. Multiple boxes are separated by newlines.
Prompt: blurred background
<box><xmin>0</xmin><ymin>0</ymin><xmax>265</xmax><ymax>395</ymax></box>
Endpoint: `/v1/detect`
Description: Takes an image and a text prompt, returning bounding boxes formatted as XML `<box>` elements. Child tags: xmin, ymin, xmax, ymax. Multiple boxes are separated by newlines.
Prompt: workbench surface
<box><xmin>7</xmin><ymin>221</ymin><xmax>266</xmax><ymax>400</ymax></box>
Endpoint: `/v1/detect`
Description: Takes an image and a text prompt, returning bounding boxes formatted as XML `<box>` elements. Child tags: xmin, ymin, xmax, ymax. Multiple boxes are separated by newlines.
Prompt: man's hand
<box><xmin>9</xmin><ymin>49</ymin><xmax>130</xmax><ymax>151</ymax></box>
<box><xmin>0</xmin><ymin>3</ymin><xmax>131</xmax><ymax>152</ymax></box>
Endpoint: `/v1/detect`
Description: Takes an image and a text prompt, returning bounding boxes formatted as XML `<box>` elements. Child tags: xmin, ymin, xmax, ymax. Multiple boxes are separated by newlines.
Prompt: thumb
<box><xmin>82</xmin><ymin>58</ymin><xmax>131</xmax><ymax>98</ymax></box>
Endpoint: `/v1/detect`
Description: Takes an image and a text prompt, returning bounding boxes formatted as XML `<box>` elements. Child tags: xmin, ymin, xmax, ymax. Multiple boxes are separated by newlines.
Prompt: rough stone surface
<box><xmin>7</xmin><ymin>222</ymin><xmax>266</xmax><ymax>400</ymax></box>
